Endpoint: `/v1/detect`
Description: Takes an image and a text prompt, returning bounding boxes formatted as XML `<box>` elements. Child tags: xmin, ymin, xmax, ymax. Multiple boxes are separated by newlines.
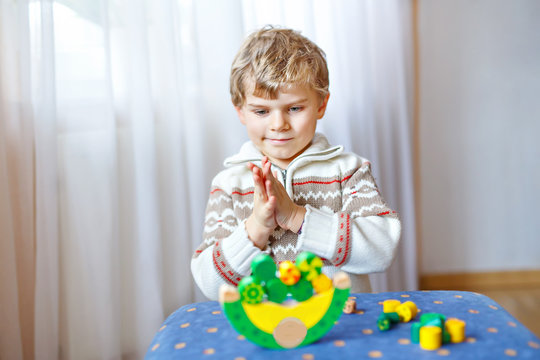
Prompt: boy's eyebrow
<box><xmin>246</xmin><ymin>98</ymin><xmax>309</xmax><ymax>107</ymax></box>
<box><xmin>287</xmin><ymin>98</ymin><xmax>309</xmax><ymax>105</ymax></box>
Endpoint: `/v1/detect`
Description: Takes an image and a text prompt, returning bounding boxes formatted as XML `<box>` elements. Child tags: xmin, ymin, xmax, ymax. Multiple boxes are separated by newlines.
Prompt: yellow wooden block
<box><xmin>445</xmin><ymin>318</ymin><xmax>466</xmax><ymax>343</ymax></box>
<box><xmin>396</xmin><ymin>301</ymin><xmax>418</xmax><ymax>322</ymax></box>
<box><xmin>312</xmin><ymin>273</ymin><xmax>332</xmax><ymax>294</ymax></box>
<box><xmin>420</xmin><ymin>325</ymin><xmax>442</xmax><ymax>350</ymax></box>
<box><xmin>279</xmin><ymin>261</ymin><xmax>301</xmax><ymax>285</ymax></box>
<box><xmin>383</xmin><ymin>299</ymin><xmax>401</xmax><ymax>313</ymax></box>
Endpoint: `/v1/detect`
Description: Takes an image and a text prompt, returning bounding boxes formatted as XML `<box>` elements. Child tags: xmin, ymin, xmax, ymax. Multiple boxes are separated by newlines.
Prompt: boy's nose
<box><xmin>269</xmin><ymin>111</ymin><xmax>289</xmax><ymax>131</ymax></box>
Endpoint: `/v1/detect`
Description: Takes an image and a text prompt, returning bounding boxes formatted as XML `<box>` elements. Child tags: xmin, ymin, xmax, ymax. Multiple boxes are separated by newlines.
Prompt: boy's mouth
<box><xmin>266</xmin><ymin>138</ymin><xmax>292</xmax><ymax>144</ymax></box>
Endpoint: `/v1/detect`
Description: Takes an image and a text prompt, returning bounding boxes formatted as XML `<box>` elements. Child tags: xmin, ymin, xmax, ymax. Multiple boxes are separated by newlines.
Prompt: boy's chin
<box><xmin>263</xmin><ymin>153</ymin><xmax>296</xmax><ymax>168</ymax></box>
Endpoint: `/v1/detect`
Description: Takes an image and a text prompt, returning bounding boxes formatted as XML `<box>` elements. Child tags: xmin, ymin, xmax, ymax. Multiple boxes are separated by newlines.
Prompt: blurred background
<box><xmin>417</xmin><ymin>0</ymin><xmax>540</xmax><ymax>341</ymax></box>
<box><xmin>1</xmin><ymin>0</ymin><xmax>538</xmax><ymax>358</ymax></box>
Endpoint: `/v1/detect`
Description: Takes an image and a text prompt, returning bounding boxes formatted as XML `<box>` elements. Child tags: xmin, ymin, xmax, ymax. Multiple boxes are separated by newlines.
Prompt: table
<box><xmin>145</xmin><ymin>291</ymin><xmax>540</xmax><ymax>359</ymax></box>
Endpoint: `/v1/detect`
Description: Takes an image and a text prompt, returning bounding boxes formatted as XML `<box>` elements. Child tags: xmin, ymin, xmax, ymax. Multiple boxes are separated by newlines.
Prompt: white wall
<box><xmin>418</xmin><ymin>0</ymin><xmax>540</xmax><ymax>274</ymax></box>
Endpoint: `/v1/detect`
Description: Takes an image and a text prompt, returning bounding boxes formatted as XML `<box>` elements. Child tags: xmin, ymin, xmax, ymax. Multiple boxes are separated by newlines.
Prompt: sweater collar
<box><xmin>223</xmin><ymin>133</ymin><xmax>343</xmax><ymax>168</ymax></box>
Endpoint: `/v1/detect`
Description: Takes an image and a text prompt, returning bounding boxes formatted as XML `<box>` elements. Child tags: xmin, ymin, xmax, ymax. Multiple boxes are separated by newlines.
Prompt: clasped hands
<box><xmin>245</xmin><ymin>157</ymin><xmax>306</xmax><ymax>250</ymax></box>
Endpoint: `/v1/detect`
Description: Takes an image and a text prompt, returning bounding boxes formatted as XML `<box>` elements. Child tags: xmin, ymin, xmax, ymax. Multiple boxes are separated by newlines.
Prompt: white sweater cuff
<box><xmin>296</xmin><ymin>205</ymin><xmax>337</xmax><ymax>259</ymax></box>
<box><xmin>220</xmin><ymin>219</ymin><xmax>266</xmax><ymax>276</ymax></box>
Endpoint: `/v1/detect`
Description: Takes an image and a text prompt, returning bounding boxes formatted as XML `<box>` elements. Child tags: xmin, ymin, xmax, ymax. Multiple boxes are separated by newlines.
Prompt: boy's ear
<box><xmin>235</xmin><ymin>105</ymin><xmax>246</xmax><ymax>125</ymax></box>
<box><xmin>317</xmin><ymin>93</ymin><xmax>330</xmax><ymax>119</ymax></box>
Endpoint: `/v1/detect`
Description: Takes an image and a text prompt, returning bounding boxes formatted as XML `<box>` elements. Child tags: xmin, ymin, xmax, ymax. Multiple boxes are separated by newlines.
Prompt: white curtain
<box><xmin>0</xmin><ymin>0</ymin><xmax>416</xmax><ymax>358</ymax></box>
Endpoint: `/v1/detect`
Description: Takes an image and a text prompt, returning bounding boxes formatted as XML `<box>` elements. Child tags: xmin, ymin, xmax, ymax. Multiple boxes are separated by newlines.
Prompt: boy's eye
<box><xmin>289</xmin><ymin>106</ymin><xmax>303</xmax><ymax>113</ymax></box>
<box><xmin>253</xmin><ymin>109</ymin><xmax>268</xmax><ymax>116</ymax></box>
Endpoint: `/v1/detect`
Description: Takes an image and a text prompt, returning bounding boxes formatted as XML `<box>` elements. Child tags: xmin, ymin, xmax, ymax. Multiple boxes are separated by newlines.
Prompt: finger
<box><xmin>251</xmin><ymin>168</ymin><xmax>263</xmax><ymax>191</ymax></box>
<box><xmin>262</xmin><ymin>160</ymin><xmax>273</xmax><ymax>179</ymax></box>
<box><xmin>252</xmin><ymin>164</ymin><xmax>264</xmax><ymax>179</ymax></box>
<box><xmin>265</xmin><ymin>179</ymin><xmax>274</xmax><ymax>198</ymax></box>
<box><xmin>256</xmin><ymin>170</ymin><xmax>271</xmax><ymax>201</ymax></box>
<box><xmin>251</xmin><ymin>165</ymin><xmax>259</xmax><ymax>181</ymax></box>
<box><xmin>247</xmin><ymin>162</ymin><xmax>258</xmax><ymax>171</ymax></box>
<box><xmin>255</xmin><ymin>179</ymin><xmax>267</xmax><ymax>199</ymax></box>
<box><xmin>256</xmin><ymin>167</ymin><xmax>268</xmax><ymax>188</ymax></box>
<box><xmin>266</xmin><ymin>168</ymin><xmax>281</xmax><ymax>189</ymax></box>
<box><xmin>252</xmin><ymin>171</ymin><xmax>262</xmax><ymax>186</ymax></box>
<box><xmin>267</xmin><ymin>194</ymin><xmax>277</xmax><ymax>211</ymax></box>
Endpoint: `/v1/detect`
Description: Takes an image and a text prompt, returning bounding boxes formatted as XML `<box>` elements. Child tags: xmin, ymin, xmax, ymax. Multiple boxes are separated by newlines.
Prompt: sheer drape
<box><xmin>0</xmin><ymin>0</ymin><xmax>416</xmax><ymax>358</ymax></box>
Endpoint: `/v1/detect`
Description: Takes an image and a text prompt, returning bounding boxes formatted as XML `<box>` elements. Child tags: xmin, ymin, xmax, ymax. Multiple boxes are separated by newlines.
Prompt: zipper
<box><xmin>272</xmin><ymin>145</ymin><xmax>343</xmax><ymax>191</ymax></box>
<box><xmin>280</xmin><ymin>168</ymin><xmax>287</xmax><ymax>182</ymax></box>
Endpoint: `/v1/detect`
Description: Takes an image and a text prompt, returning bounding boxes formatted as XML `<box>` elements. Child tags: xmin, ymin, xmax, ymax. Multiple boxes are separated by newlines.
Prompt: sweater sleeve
<box><xmin>297</xmin><ymin>161</ymin><xmax>401</xmax><ymax>274</ymax></box>
<box><xmin>191</xmin><ymin>184</ymin><xmax>265</xmax><ymax>300</ymax></box>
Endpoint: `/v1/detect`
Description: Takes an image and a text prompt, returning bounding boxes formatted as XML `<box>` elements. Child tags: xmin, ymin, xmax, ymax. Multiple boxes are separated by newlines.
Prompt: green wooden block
<box><xmin>386</xmin><ymin>312</ymin><xmax>400</xmax><ymax>323</ymax></box>
<box><xmin>295</xmin><ymin>251</ymin><xmax>323</xmax><ymax>281</ymax></box>
<box><xmin>377</xmin><ymin>318</ymin><xmax>391</xmax><ymax>331</ymax></box>
<box><xmin>289</xmin><ymin>278</ymin><xmax>313</xmax><ymax>302</ymax></box>
<box><xmin>265</xmin><ymin>278</ymin><xmax>288</xmax><ymax>303</ymax></box>
<box><xmin>251</xmin><ymin>254</ymin><xmax>277</xmax><ymax>282</ymax></box>
<box><xmin>377</xmin><ymin>313</ymin><xmax>392</xmax><ymax>331</ymax></box>
<box><xmin>238</xmin><ymin>276</ymin><xmax>264</xmax><ymax>304</ymax></box>
<box><xmin>420</xmin><ymin>313</ymin><xmax>446</xmax><ymax>327</ymax></box>
<box><xmin>377</xmin><ymin>312</ymin><xmax>400</xmax><ymax>331</ymax></box>
<box><xmin>442</xmin><ymin>327</ymin><xmax>451</xmax><ymax>344</ymax></box>
<box><xmin>423</xmin><ymin>318</ymin><xmax>443</xmax><ymax>329</ymax></box>
<box><xmin>411</xmin><ymin>322</ymin><xmax>422</xmax><ymax>343</ymax></box>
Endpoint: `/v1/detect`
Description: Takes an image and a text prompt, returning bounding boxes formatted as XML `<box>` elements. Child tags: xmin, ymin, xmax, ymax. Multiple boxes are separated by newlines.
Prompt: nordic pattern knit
<box><xmin>191</xmin><ymin>133</ymin><xmax>401</xmax><ymax>300</ymax></box>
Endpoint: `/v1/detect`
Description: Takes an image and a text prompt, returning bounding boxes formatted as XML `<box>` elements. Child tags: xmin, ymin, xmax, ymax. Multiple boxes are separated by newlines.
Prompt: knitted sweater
<box><xmin>191</xmin><ymin>133</ymin><xmax>401</xmax><ymax>300</ymax></box>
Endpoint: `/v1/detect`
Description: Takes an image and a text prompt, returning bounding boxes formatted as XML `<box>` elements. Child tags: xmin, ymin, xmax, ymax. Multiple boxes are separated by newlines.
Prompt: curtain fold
<box><xmin>32</xmin><ymin>1</ymin><xmax>60</xmax><ymax>359</ymax></box>
<box><xmin>0</xmin><ymin>0</ymin><xmax>416</xmax><ymax>358</ymax></box>
<box><xmin>1</xmin><ymin>1</ymin><xmax>37</xmax><ymax>359</ymax></box>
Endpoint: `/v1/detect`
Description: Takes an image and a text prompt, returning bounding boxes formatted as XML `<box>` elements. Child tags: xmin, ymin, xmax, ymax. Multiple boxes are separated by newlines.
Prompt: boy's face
<box><xmin>235</xmin><ymin>84</ymin><xmax>329</xmax><ymax>169</ymax></box>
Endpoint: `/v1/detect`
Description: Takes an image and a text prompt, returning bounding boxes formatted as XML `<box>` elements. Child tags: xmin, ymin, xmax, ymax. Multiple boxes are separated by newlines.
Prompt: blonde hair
<box><xmin>230</xmin><ymin>26</ymin><xmax>329</xmax><ymax>107</ymax></box>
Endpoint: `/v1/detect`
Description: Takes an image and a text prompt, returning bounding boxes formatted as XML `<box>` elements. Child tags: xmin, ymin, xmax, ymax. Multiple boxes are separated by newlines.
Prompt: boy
<box><xmin>191</xmin><ymin>26</ymin><xmax>401</xmax><ymax>300</ymax></box>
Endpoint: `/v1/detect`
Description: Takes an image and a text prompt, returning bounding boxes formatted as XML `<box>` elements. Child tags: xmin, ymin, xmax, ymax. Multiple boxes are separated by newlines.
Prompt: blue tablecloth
<box><xmin>145</xmin><ymin>291</ymin><xmax>540</xmax><ymax>359</ymax></box>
